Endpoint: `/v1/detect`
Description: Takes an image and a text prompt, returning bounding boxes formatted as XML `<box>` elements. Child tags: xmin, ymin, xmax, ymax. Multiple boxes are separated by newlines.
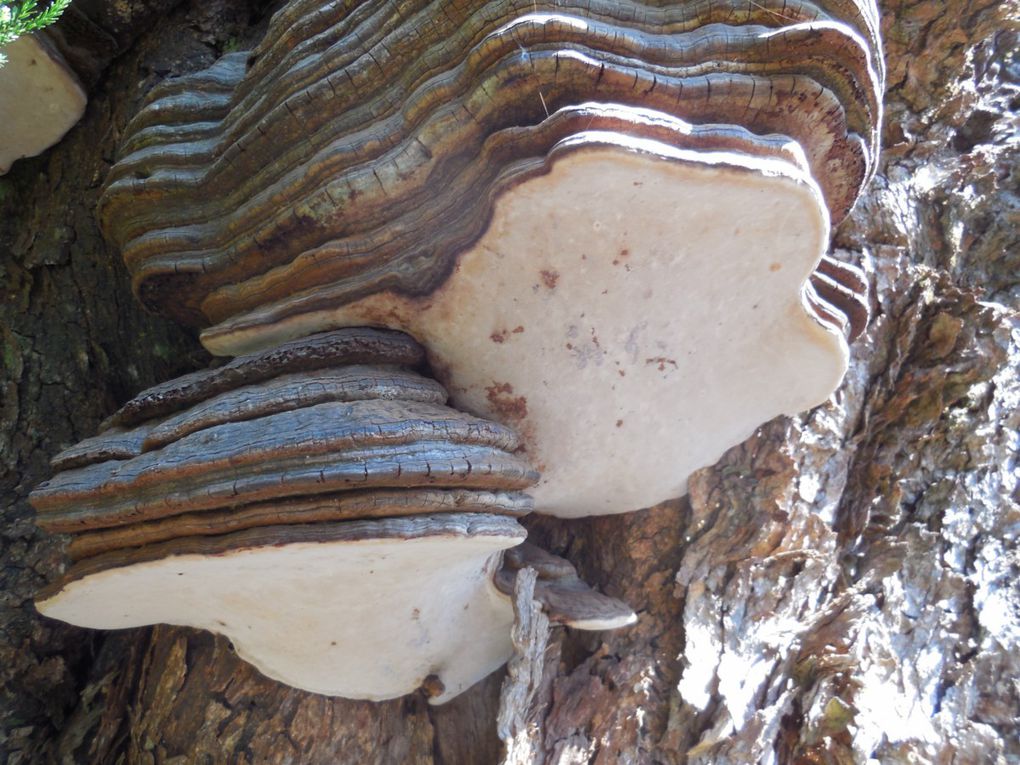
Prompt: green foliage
<box><xmin>0</xmin><ymin>0</ymin><xmax>72</xmax><ymax>67</ymax></box>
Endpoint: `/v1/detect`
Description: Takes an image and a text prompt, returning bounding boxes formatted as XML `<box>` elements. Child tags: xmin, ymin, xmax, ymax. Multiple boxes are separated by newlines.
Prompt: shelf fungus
<box><xmin>94</xmin><ymin>0</ymin><xmax>881</xmax><ymax>517</ymax></box>
<box><xmin>33</xmin><ymin>329</ymin><xmax>635</xmax><ymax>703</ymax></box>
<box><xmin>35</xmin><ymin>0</ymin><xmax>883</xmax><ymax>702</ymax></box>
<box><xmin>0</xmin><ymin>34</ymin><xmax>87</xmax><ymax>174</ymax></box>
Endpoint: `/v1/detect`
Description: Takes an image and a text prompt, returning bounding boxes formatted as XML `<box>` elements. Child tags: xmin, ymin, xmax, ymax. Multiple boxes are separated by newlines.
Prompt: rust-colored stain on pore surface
<box><xmin>485</xmin><ymin>382</ymin><xmax>529</xmax><ymax>421</ymax></box>
<box><xmin>489</xmin><ymin>326</ymin><xmax>525</xmax><ymax>344</ymax></box>
<box><xmin>539</xmin><ymin>270</ymin><xmax>560</xmax><ymax>289</ymax></box>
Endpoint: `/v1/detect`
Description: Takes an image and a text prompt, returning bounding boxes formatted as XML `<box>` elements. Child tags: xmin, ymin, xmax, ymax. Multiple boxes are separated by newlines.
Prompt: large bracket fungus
<box><xmin>33</xmin><ymin>0</ymin><xmax>882</xmax><ymax>703</ymax></box>
<box><xmin>96</xmin><ymin>0</ymin><xmax>882</xmax><ymax>516</ymax></box>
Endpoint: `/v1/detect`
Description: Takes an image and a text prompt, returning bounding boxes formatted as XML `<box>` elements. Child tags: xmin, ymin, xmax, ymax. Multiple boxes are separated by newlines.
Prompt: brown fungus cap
<box><xmin>32</xmin><ymin>398</ymin><xmax>537</xmax><ymax>532</ymax></box>
<box><xmin>496</xmin><ymin>542</ymin><xmax>637</xmax><ymax>630</ymax></box>
<box><xmin>50</xmin><ymin>422</ymin><xmax>160</xmax><ymax>472</ymax></box>
<box><xmin>96</xmin><ymin>1</ymin><xmax>883</xmax><ymax>329</ymax></box>
<box><xmin>101</xmin><ymin>326</ymin><xmax>425</xmax><ymax>429</ymax></box>
<box><xmin>141</xmin><ymin>365</ymin><xmax>448</xmax><ymax>451</ymax></box>
<box><xmin>67</xmin><ymin>489</ymin><xmax>535</xmax><ymax>561</ymax></box>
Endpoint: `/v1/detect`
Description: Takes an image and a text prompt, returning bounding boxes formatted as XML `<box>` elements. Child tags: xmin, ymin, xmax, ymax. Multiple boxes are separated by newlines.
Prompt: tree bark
<box><xmin>1</xmin><ymin>0</ymin><xmax>1016</xmax><ymax>763</ymax></box>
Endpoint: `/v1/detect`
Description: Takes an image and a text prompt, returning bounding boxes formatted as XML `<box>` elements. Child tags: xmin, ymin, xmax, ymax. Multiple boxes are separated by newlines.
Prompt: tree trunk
<box><xmin>1</xmin><ymin>0</ymin><xmax>1016</xmax><ymax>762</ymax></box>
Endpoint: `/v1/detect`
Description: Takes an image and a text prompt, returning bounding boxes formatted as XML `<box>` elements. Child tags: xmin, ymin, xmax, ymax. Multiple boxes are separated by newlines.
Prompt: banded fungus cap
<box><xmin>0</xmin><ymin>34</ymin><xmax>86</xmax><ymax>173</ymax></box>
<box><xmin>31</xmin><ymin>330</ymin><xmax>538</xmax><ymax>534</ymax></box>
<box><xmin>496</xmin><ymin>542</ymin><xmax>637</xmax><ymax>630</ymax></box>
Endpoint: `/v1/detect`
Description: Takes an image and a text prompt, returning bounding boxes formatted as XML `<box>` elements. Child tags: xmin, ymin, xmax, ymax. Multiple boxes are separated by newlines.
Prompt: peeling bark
<box><xmin>1</xmin><ymin>0</ymin><xmax>1016</xmax><ymax>763</ymax></box>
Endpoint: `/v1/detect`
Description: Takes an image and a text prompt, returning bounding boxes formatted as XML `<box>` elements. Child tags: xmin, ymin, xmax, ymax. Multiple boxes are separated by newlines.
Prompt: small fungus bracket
<box><xmin>0</xmin><ymin>34</ymin><xmax>86</xmax><ymax>173</ymax></box>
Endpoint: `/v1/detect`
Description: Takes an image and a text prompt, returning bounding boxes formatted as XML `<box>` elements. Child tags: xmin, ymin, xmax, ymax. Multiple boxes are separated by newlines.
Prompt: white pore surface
<box><xmin>37</xmin><ymin>533</ymin><xmax>522</xmax><ymax>703</ymax></box>
<box><xmin>210</xmin><ymin>138</ymin><xmax>847</xmax><ymax>517</ymax></box>
<box><xmin>0</xmin><ymin>36</ymin><xmax>86</xmax><ymax>174</ymax></box>
<box><xmin>566</xmin><ymin>613</ymin><xmax>639</xmax><ymax>631</ymax></box>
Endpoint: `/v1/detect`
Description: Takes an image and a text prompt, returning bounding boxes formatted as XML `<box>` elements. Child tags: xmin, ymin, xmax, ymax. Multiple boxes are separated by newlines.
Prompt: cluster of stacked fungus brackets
<box><xmin>34</xmin><ymin>0</ymin><xmax>882</xmax><ymax>702</ymax></box>
<box><xmin>35</xmin><ymin>328</ymin><xmax>635</xmax><ymax>702</ymax></box>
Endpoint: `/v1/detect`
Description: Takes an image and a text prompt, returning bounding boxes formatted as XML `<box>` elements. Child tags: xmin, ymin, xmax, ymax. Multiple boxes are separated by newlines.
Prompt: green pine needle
<box><xmin>0</xmin><ymin>0</ymin><xmax>72</xmax><ymax>67</ymax></box>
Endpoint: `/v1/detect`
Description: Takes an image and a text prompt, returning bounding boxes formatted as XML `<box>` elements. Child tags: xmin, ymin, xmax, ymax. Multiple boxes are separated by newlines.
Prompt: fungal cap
<box><xmin>0</xmin><ymin>35</ymin><xmax>86</xmax><ymax>174</ymax></box>
<box><xmin>37</xmin><ymin>514</ymin><xmax>526</xmax><ymax>704</ymax></box>
<box><xmin>497</xmin><ymin>542</ymin><xmax>637</xmax><ymax>630</ymax></box>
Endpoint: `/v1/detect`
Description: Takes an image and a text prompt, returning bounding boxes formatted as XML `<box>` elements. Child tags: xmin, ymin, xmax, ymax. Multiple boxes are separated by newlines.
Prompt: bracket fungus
<box><xmin>0</xmin><ymin>34</ymin><xmax>87</xmax><ymax>173</ymax></box>
<box><xmin>95</xmin><ymin>0</ymin><xmax>881</xmax><ymax>517</ymax></box>
<box><xmin>33</xmin><ymin>0</ymin><xmax>883</xmax><ymax>702</ymax></box>
<box><xmin>33</xmin><ymin>329</ymin><xmax>634</xmax><ymax>702</ymax></box>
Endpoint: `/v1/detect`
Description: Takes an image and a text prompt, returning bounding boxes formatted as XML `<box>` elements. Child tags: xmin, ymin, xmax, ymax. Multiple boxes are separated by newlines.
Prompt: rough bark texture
<box><xmin>1</xmin><ymin>0</ymin><xmax>1017</xmax><ymax>763</ymax></box>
